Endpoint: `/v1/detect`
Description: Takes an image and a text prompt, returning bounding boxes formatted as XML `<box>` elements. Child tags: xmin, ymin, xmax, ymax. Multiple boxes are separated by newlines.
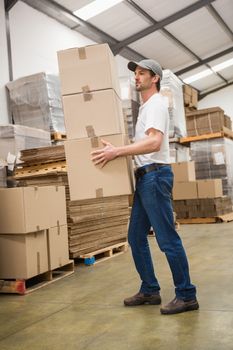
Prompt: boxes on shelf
<box><xmin>183</xmin><ymin>84</ymin><xmax>198</xmax><ymax>108</ymax></box>
<box><xmin>0</xmin><ymin>230</ymin><xmax>48</xmax><ymax>279</ymax></box>
<box><xmin>0</xmin><ymin>186</ymin><xmax>66</xmax><ymax>233</ymax></box>
<box><xmin>197</xmin><ymin>179</ymin><xmax>223</xmax><ymax>198</ymax></box>
<box><xmin>190</xmin><ymin>137</ymin><xmax>233</xmax><ymax>202</ymax></box>
<box><xmin>171</xmin><ymin>161</ymin><xmax>196</xmax><ymax>182</ymax></box>
<box><xmin>57</xmin><ymin>43</ymin><xmax>121</xmax><ymax>97</ymax></box>
<box><xmin>185</xmin><ymin>107</ymin><xmax>232</xmax><ymax>136</ymax></box>
<box><xmin>169</xmin><ymin>142</ymin><xmax>190</xmax><ymax>163</ymax></box>
<box><xmin>173</xmin><ymin>196</ymin><xmax>232</xmax><ymax>219</ymax></box>
<box><xmin>6</xmin><ymin>72</ymin><xmax>65</xmax><ymax>133</ymax></box>
<box><xmin>62</xmin><ymin>89</ymin><xmax>125</xmax><ymax>139</ymax></box>
<box><xmin>64</xmin><ymin>134</ymin><xmax>134</xmax><ymax>201</ymax></box>
<box><xmin>173</xmin><ymin>181</ymin><xmax>198</xmax><ymax>200</ymax></box>
<box><xmin>0</xmin><ymin>124</ymin><xmax>51</xmax><ymax>161</ymax></box>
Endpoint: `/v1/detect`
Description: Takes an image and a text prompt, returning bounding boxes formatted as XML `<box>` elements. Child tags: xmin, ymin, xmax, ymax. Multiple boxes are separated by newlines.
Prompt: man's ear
<box><xmin>152</xmin><ymin>75</ymin><xmax>159</xmax><ymax>84</ymax></box>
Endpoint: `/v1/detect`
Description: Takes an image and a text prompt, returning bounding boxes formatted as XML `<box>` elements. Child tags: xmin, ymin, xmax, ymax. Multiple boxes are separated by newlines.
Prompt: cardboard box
<box><xmin>57</xmin><ymin>43</ymin><xmax>121</xmax><ymax>97</ymax></box>
<box><xmin>0</xmin><ymin>230</ymin><xmax>48</xmax><ymax>279</ymax></box>
<box><xmin>0</xmin><ymin>186</ymin><xmax>67</xmax><ymax>233</ymax></box>
<box><xmin>186</xmin><ymin>107</ymin><xmax>227</xmax><ymax>136</ymax></box>
<box><xmin>197</xmin><ymin>179</ymin><xmax>223</xmax><ymax>198</ymax></box>
<box><xmin>65</xmin><ymin>134</ymin><xmax>134</xmax><ymax>200</ymax></box>
<box><xmin>172</xmin><ymin>181</ymin><xmax>198</xmax><ymax>200</ymax></box>
<box><xmin>171</xmin><ymin>161</ymin><xmax>196</xmax><ymax>182</ymax></box>
<box><xmin>62</xmin><ymin>89</ymin><xmax>125</xmax><ymax>140</ymax></box>
<box><xmin>47</xmin><ymin>225</ymin><xmax>70</xmax><ymax>270</ymax></box>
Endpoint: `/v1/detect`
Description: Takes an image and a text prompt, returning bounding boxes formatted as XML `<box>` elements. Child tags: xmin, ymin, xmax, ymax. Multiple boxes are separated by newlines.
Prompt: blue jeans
<box><xmin>128</xmin><ymin>165</ymin><xmax>196</xmax><ymax>300</ymax></box>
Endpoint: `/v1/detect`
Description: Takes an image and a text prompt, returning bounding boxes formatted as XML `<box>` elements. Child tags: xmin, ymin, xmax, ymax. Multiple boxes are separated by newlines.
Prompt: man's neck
<box><xmin>141</xmin><ymin>88</ymin><xmax>158</xmax><ymax>103</ymax></box>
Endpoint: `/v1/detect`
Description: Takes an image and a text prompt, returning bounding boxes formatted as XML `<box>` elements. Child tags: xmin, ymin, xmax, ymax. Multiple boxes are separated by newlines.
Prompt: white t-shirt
<box><xmin>134</xmin><ymin>93</ymin><xmax>170</xmax><ymax>167</ymax></box>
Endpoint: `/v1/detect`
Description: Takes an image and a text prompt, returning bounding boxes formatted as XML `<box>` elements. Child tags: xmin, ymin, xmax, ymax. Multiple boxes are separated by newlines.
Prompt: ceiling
<box><xmin>6</xmin><ymin>0</ymin><xmax>233</xmax><ymax>98</ymax></box>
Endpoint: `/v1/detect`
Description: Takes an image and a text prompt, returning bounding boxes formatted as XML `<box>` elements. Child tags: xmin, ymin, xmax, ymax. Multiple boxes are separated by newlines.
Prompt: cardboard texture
<box><xmin>0</xmin><ymin>230</ymin><xmax>48</xmax><ymax>279</ymax></box>
<box><xmin>172</xmin><ymin>181</ymin><xmax>198</xmax><ymax>200</ymax></box>
<box><xmin>47</xmin><ymin>225</ymin><xmax>70</xmax><ymax>270</ymax></box>
<box><xmin>62</xmin><ymin>89</ymin><xmax>125</xmax><ymax>140</ymax></box>
<box><xmin>197</xmin><ymin>179</ymin><xmax>223</xmax><ymax>198</ymax></box>
<box><xmin>185</xmin><ymin>107</ymin><xmax>231</xmax><ymax>136</ymax></box>
<box><xmin>65</xmin><ymin>134</ymin><xmax>134</xmax><ymax>201</ymax></box>
<box><xmin>0</xmin><ymin>186</ymin><xmax>67</xmax><ymax>233</ymax></box>
<box><xmin>57</xmin><ymin>43</ymin><xmax>121</xmax><ymax>97</ymax></box>
<box><xmin>171</xmin><ymin>161</ymin><xmax>196</xmax><ymax>182</ymax></box>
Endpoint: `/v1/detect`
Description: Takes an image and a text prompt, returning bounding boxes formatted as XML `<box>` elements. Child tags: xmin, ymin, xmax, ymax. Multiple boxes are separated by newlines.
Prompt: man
<box><xmin>91</xmin><ymin>59</ymin><xmax>198</xmax><ymax>315</ymax></box>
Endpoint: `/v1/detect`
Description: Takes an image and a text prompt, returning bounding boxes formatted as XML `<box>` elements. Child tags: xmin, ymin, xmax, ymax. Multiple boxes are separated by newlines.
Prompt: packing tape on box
<box><xmin>96</xmin><ymin>188</ymin><xmax>103</xmax><ymax>198</ymax></box>
<box><xmin>78</xmin><ymin>47</ymin><xmax>87</xmax><ymax>60</ymax></box>
<box><xmin>37</xmin><ymin>252</ymin><xmax>40</xmax><ymax>275</ymax></box>
<box><xmin>91</xmin><ymin>136</ymin><xmax>99</xmax><ymax>148</ymax></box>
<box><xmin>82</xmin><ymin>85</ymin><xmax>92</xmax><ymax>101</ymax></box>
<box><xmin>86</xmin><ymin>125</ymin><xmax>96</xmax><ymax>138</ymax></box>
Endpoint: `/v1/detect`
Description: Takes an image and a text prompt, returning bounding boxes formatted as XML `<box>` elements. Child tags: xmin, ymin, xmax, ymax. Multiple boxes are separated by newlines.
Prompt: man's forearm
<box><xmin>116</xmin><ymin>137</ymin><xmax>161</xmax><ymax>157</ymax></box>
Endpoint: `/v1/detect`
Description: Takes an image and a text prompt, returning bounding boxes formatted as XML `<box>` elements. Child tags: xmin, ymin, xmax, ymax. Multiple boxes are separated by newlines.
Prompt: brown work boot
<box><xmin>124</xmin><ymin>292</ymin><xmax>161</xmax><ymax>306</ymax></box>
<box><xmin>160</xmin><ymin>297</ymin><xmax>199</xmax><ymax>315</ymax></box>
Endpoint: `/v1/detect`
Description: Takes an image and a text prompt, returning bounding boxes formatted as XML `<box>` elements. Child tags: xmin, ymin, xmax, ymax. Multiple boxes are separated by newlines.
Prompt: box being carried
<box><xmin>57</xmin><ymin>43</ymin><xmax>121</xmax><ymax>97</ymax></box>
<box><xmin>62</xmin><ymin>89</ymin><xmax>125</xmax><ymax>139</ymax></box>
<box><xmin>65</xmin><ymin>134</ymin><xmax>134</xmax><ymax>201</ymax></box>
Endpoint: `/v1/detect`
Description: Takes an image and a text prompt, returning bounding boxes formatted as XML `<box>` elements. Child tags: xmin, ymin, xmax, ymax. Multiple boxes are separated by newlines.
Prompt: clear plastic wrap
<box><xmin>0</xmin><ymin>124</ymin><xmax>51</xmax><ymax>161</ymax></box>
<box><xmin>120</xmin><ymin>76</ymin><xmax>140</xmax><ymax>140</ymax></box>
<box><xmin>6</xmin><ymin>72</ymin><xmax>65</xmax><ymax>133</ymax></box>
<box><xmin>190</xmin><ymin>137</ymin><xmax>233</xmax><ymax>202</ymax></box>
<box><xmin>169</xmin><ymin>142</ymin><xmax>190</xmax><ymax>163</ymax></box>
<box><xmin>161</xmin><ymin>70</ymin><xmax>186</xmax><ymax>138</ymax></box>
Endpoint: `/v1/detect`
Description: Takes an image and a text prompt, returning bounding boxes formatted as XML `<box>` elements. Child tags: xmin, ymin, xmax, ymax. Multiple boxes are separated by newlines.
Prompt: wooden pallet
<box><xmin>51</xmin><ymin>132</ymin><xmax>67</xmax><ymax>141</ymax></box>
<box><xmin>0</xmin><ymin>261</ymin><xmax>74</xmax><ymax>295</ymax></box>
<box><xmin>14</xmin><ymin>161</ymin><xmax>67</xmax><ymax>179</ymax></box>
<box><xmin>177</xmin><ymin>212</ymin><xmax>233</xmax><ymax>224</ymax></box>
<box><xmin>78</xmin><ymin>242</ymin><xmax>128</xmax><ymax>266</ymax></box>
<box><xmin>180</xmin><ymin>127</ymin><xmax>233</xmax><ymax>144</ymax></box>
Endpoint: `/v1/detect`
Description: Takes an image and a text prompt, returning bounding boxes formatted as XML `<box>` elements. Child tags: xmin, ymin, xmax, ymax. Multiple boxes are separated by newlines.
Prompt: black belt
<box><xmin>135</xmin><ymin>163</ymin><xmax>169</xmax><ymax>180</ymax></box>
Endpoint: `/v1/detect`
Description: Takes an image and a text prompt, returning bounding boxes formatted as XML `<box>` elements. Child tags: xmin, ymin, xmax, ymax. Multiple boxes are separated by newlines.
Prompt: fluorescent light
<box><xmin>212</xmin><ymin>58</ymin><xmax>233</xmax><ymax>72</ymax></box>
<box><xmin>74</xmin><ymin>0</ymin><xmax>124</xmax><ymax>20</ymax></box>
<box><xmin>183</xmin><ymin>69</ymin><xmax>213</xmax><ymax>84</ymax></box>
<box><xmin>183</xmin><ymin>57</ymin><xmax>233</xmax><ymax>84</ymax></box>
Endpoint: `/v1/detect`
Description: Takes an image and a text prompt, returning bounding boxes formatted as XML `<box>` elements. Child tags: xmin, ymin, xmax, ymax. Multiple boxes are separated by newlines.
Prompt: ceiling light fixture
<box><xmin>73</xmin><ymin>0</ymin><xmax>124</xmax><ymax>21</ymax></box>
<box><xmin>183</xmin><ymin>57</ymin><xmax>233</xmax><ymax>84</ymax></box>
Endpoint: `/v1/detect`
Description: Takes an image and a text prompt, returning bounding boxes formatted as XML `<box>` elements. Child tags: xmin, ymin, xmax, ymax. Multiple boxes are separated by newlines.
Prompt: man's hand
<box><xmin>91</xmin><ymin>139</ymin><xmax>118</xmax><ymax>167</ymax></box>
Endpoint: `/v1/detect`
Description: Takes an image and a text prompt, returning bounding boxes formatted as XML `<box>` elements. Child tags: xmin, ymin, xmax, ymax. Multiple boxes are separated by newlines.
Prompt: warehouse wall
<box><xmin>0</xmin><ymin>0</ymin><xmax>10</xmax><ymax>123</ymax></box>
<box><xmin>198</xmin><ymin>85</ymin><xmax>233</xmax><ymax>121</ymax></box>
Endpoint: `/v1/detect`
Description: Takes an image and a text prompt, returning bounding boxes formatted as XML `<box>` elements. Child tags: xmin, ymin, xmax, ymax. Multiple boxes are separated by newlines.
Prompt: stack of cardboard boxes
<box><xmin>171</xmin><ymin>161</ymin><xmax>232</xmax><ymax>219</ymax></box>
<box><xmin>57</xmin><ymin>43</ymin><xmax>133</xmax><ymax>201</ymax></box>
<box><xmin>56</xmin><ymin>43</ymin><xmax>133</xmax><ymax>256</ymax></box>
<box><xmin>185</xmin><ymin>107</ymin><xmax>232</xmax><ymax>137</ymax></box>
<box><xmin>183</xmin><ymin>84</ymin><xmax>198</xmax><ymax>113</ymax></box>
<box><xmin>0</xmin><ymin>186</ymin><xmax>70</xmax><ymax>279</ymax></box>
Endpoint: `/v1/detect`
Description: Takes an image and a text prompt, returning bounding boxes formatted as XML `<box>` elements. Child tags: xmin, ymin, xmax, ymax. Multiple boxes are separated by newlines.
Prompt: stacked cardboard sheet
<box><xmin>6</xmin><ymin>72</ymin><xmax>65</xmax><ymax>133</ymax></box>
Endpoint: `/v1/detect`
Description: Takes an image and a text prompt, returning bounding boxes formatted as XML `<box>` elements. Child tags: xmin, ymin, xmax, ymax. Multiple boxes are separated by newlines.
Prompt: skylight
<box><xmin>183</xmin><ymin>57</ymin><xmax>233</xmax><ymax>84</ymax></box>
<box><xmin>73</xmin><ymin>0</ymin><xmax>124</xmax><ymax>21</ymax></box>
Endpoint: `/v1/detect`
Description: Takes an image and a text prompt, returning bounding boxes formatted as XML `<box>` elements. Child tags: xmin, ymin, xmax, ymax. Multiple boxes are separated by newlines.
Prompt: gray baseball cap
<box><xmin>128</xmin><ymin>59</ymin><xmax>163</xmax><ymax>79</ymax></box>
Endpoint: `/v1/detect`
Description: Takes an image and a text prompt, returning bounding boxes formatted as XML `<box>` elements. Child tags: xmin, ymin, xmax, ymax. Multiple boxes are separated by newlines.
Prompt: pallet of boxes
<box><xmin>0</xmin><ymin>186</ymin><xmax>73</xmax><ymax>294</ymax></box>
<box><xmin>57</xmin><ymin>43</ymin><xmax>134</xmax><ymax>265</ymax></box>
<box><xmin>172</xmin><ymin>102</ymin><xmax>233</xmax><ymax>223</ymax></box>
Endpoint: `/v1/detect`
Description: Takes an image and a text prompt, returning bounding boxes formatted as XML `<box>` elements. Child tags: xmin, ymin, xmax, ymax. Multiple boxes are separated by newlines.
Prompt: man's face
<box><xmin>134</xmin><ymin>66</ymin><xmax>156</xmax><ymax>92</ymax></box>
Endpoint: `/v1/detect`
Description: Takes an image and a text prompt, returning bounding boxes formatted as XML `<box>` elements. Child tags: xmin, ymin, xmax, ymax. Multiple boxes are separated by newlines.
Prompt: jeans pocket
<box><xmin>157</xmin><ymin>173</ymin><xmax>173</xmax><ymax>197</ymax></box>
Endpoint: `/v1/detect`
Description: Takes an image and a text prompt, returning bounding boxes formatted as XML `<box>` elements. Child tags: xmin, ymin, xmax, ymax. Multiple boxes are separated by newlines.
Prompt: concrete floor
<box><xmin>0</xmin><ymin>222</ymin><xmax>233</xmax><ymax>350</ymax></box>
